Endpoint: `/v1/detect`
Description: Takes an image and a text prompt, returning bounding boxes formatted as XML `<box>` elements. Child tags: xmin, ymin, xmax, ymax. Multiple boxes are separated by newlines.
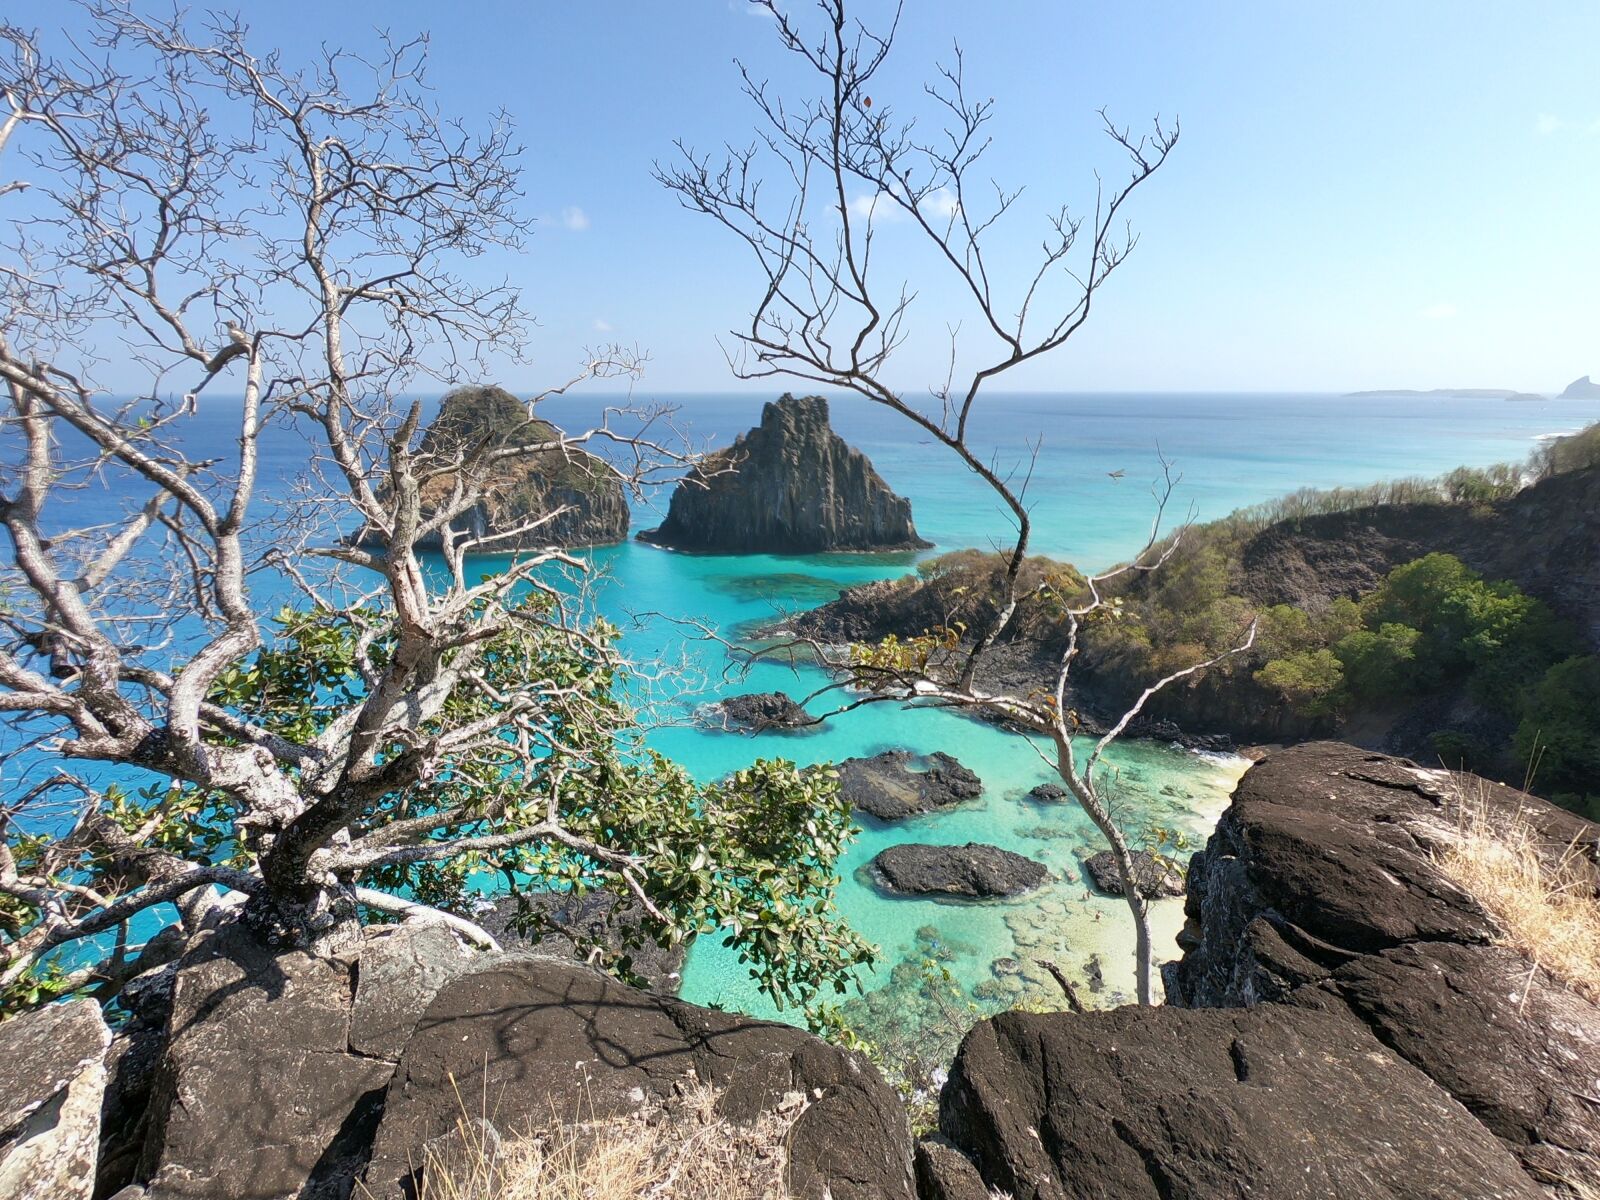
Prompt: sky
<box><xmin>14</xmin><ymin>1</ymin><xmax>1600</xmax><ymax>394</ymax></box>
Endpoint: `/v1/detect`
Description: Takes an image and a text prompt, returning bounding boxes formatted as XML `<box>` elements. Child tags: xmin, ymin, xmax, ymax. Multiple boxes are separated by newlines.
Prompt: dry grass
<box><xmin>1434</xmin><ymin>777</ymin><xmax>1600</xmax><ymax>1006</ymax></box>
<box><xmin>400</xmin><ymin>1077</ymin><xmax>799</xmax><ymax>1200</ymax></box>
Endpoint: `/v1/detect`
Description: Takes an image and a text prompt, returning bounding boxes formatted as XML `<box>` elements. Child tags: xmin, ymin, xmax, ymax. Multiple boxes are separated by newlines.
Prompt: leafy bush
<box><xmin>1335</xmin><ymin>623</ymin><xmax>1423</xmax><ymax>699</ymax></box>
<box><xmin>1515</xmin><ymin>656</ymin><xmax>1600</xmax><ymax>814</ymax></box>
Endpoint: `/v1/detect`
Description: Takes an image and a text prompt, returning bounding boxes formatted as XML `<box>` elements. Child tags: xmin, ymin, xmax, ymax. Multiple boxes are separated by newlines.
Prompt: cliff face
<box><xmin>413</xmin><ymin>385</ymin><xmax>629</xmax><ymax>551</ymax></box>
<box><xmin>639</xmin><ymin>395</ymin><xmax>929</xmax><ymax>554</ymax></box>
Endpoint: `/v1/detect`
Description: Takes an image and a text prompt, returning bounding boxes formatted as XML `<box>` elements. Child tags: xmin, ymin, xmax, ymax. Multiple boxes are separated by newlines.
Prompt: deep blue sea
<box><xmin>17</xmin><ymin>390</ymin><xmax>1600</xmax><ymax>1022</ymax></box>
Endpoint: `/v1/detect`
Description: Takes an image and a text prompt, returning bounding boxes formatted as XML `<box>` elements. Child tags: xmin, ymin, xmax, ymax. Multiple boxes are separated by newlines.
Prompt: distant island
<box><xmin>1559</xmin><ymin>375</ymin><xmax>1600</xmax><ymax>399</ymax></box>
<box><xmin>1343</xmin><ymin>388</ymin><xmax>1546</xmax><ymax>401</ymax></box>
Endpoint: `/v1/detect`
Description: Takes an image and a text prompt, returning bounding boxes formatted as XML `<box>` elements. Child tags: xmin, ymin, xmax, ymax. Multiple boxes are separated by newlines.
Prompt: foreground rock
<box><xmin>477</xmin><ymin>889</ymin><xmax>687</xmax><ymax>993</ymax></box>
<box><xmin>639</xmin><ymin>394</ymin><xmax>929</xmax><ymax>553</ymax></box>
<box><xmin>710</xmin><ymin>690</ymin><xmax>818</xmax><ymax>732</ymax></box>
<box><xmin>109</xmin><ymin>920</ymin><xmax>912</xmax><ymax>1200</ymax></box>
<box><xmin>940</xmin><ymin>1004</ymin><xmax>1544</xmax><ymax>1200</ymax></box>
<box><xmin>838</xmin><ymin>750</ymin><xmax>982</xmax><ymax>821</ymax></box>
<box><xmin>0</xmin><ymin>1000</ymin><xmax>110</xmax><ymax>1200</ymax></box>
<box><xmin>870</xmin><ymin>843</ymin><xmax>1047</xmax><ymax>898</ymax></box>
<box><xmin>1081</xmin><ymin>848</ymin><xmax>1185</xmax><ymax>898</ymax></box>
<box><xmin>360</xmin><ymin>955</ymin><xmax>914</xmax><ymax>1200</ymax></box>
<box><xmin>1169</xmin><ymin>740</ymin><xmax>1600</xmax><ymax>1186</ymax></box>
<box><xmin>405</xmin><ymin>383</ymin><xmax>629</xmax><ymax>550</ymax></box>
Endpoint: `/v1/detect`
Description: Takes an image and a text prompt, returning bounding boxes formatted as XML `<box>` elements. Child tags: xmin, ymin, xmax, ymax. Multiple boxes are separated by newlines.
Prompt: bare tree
<box><xmin>0</xmin><ymin>5</ymin><xmax>872</xmax><ymax>1013</ymax></box>
<box><xmin>657</xmin><ymin>0</ymin><xmax>1254</xmax><ymax>1004</ymax></box>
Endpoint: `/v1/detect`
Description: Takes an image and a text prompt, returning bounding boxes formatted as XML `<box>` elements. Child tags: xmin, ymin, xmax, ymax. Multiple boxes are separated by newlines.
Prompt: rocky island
<box><xmin>837</xmin><ymin>750</ymin><xmax>984</xmax><ymax>821</ymax></box>
<box><xmin>405</xmin><ymin>384</ymin><xmax>629</xmax><ymax>550</ymax></box>
<box><xmin>639</xmin><ymin>394</ymin><xmax>930</xmax><ymax>554</ymax></box>
<box><xmin>1559</xmin><ymin>374</ymin><xmax>1600</xmax><ymax>399</ymax></box>
<box><xmin>869</xmin><ymin>843</ymin><xmax>1048</xmax><ymax>899</ymax></box>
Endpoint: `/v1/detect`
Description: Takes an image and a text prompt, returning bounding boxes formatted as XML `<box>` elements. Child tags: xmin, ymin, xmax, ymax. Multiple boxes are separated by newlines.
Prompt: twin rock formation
<box><xmin>411</xmin><ymin>389</ymin><xmax>924</xmax><ymax>556</ymax></box>
<box><xmin>640</xmin><ymin>394</ymin><xmax>928</xmax><ymax>554</ymax></box>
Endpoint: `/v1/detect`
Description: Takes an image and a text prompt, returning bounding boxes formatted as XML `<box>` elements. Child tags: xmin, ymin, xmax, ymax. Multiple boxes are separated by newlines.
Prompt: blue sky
<box><xmin>20</xmin><ymin>1</ymin><xmax>1600</xmax><ymax>393</ymax></box>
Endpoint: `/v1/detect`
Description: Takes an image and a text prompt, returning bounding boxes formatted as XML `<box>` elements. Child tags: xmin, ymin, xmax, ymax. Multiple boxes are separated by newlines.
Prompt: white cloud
<box><xmin>846</xmin><ymin>192</ymin><xmax>905</xmax><ymax>223</ymax></box>
<box><xmin>593</xmin><ymin>318</ymin><xmax>614</xmax><ymax>333</ymax></box>
<box><xmin>1534</xmin><ymin>113</ymin><xmax>1600</xmax><ymax>137</ymax></box>
<box><xmin>561</xmin><ymin>206</ymin><xmax>591</xmax><ymax>232</ymax></box>
<box><xmin>1420</xmin><ymin>302</ymin><xmax>1459</xmax><ymax>320</ymax></box>
<box><xmin>919</xmin><ymin>187</ymin><xmax>960</xmax><ymax>220</ymax></box>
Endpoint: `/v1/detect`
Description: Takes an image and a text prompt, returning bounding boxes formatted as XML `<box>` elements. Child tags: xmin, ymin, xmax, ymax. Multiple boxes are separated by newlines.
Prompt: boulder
<box><xmin>869</xmin><ymin>843</ymin><xmax>1047</xmax><ymax>899</ymax></box>
<box><xmin>710</xmin><ymin>690</ymin><xmax>818</xmax><ymax>732</ymax></box>
<box><xmin>1168</xmin><ymin>741</ymin><xmax>1600</xmax><ymax>1187</ymax></box>
<box><xmin>639</xmin><ymin>394</ymin><xmax>930</xmax><ymax>553</ymax></box>
<box><xmin>913</xmin><ymin>1135</ymin><xmax>992</xmax><ymax>1200</ymax></box>
<box><xmin>0</xmin><ymin>999</ymin><xmax>110</xmax><ymax>1200</ymax></box>
<box><xmin>1081</xmin><ymin>848</ymin><xmax>1185</xmax><ymax>898</ymax></box>
<box><xmin>476</xmin><ymin>889</ymin><xmax>687</xmax><ymax>993</ymax></box>
<box><xmin>135</xmin><ymin>922</ymin><xmax>469</xmax><ymax>1200</ymax></box>
<box><xmin>384</xmin><ymin>384</ymin><xmax>629</xmax><ymax>551</ymax></box>
<box><xmin>360</xmin><ymin>954</ymin><xmax>914</xmax><ymax>1200</ymax></box>
<box><xmin>838</xmin><ymin>750</ymin><xmax>982</xmax><ymax>822</ymax></box>
<box><xmin>938</xmin><ymin>1004</ymin><xmax>1544</xmax><ymax>1200</ymax></box>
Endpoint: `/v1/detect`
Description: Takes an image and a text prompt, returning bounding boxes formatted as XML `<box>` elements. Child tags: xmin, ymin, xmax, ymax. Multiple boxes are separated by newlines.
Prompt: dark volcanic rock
<box><xmin>870</xmin><ymin>843</ymin><xmax>1047</xmax><ymax>898</ymax></box>
<box><xmin>477</xmin><ymin>889</ymin><xmax>687</xmax><ymax>993</ymax></box>
<box><xmin>361</xmin><ymin>955</ymin><xmax>914</xmax><ymax>1200</ymax></box>
<box><xmin>639</xmin><ymin>394</ymin><xmax>929</xmax><ymax>554</ymax></box>
<box><xmin>1168</xmin><ymin>741</ymin><xmax>1600</xmax><ymax>1186</ymax></box>
<box><xmin>837</xmin><ymin>750</ymin><xmax>982</xmax><ymax>821</ymax></box>
<box><xmin>913</xmin><ymin>1135</ymin><xmax>991</xmax><ymax>1200</ymax></box>
<box><xmin>134</xmin><ymin>922</ymin><xmax>472</xmax><ymax>1200</ymax></box>
<box><xmin>939</xmin><ymin>1004</ymin><xmax>1544</xmax><ymax>1200</ymax></box>
<box><xmin>403</xmin><ymin>384</ymin><xmax>629</xmax><ymax>550</ymax></box>
<box><xmin>1081</xmin><ymin>848</ymin><xmax>1185</xmax><ymax>898</ymax></box>
<box><xmin>709</xmin><ymin>690</ymin><xmax>818</xmax><ymax>732</ymax></box>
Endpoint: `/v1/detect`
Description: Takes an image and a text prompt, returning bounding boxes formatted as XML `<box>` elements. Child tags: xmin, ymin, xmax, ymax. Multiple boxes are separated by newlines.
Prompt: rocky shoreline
<box><xmin>14</xmin><ymin>741</ymin><xmax>1593</xmax><ymax>1198</ymax></box>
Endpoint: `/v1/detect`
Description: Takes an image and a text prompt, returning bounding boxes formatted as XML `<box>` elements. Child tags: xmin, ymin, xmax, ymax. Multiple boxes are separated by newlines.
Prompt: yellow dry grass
<box><xmin>400</xmin><ymin>1078</ymin><xmax>798</xmax><ymax>1200</ymax></box>
<box><xmin>1434</xmin><ymin>776</ymin><xmax>1600</xmax><ymax>1007</ymax></box>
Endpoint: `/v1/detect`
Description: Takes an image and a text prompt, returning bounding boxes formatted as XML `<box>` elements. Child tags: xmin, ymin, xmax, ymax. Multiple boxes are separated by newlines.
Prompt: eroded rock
<box><xmin>1081</xmin><ymin>848</ymin><xmax>1185</xmax><ymax>898</ymax></box>
<box><xmin>710</xmin><ymin>691</ymin><xmax>818</xmax><ymax>732</ymax></box>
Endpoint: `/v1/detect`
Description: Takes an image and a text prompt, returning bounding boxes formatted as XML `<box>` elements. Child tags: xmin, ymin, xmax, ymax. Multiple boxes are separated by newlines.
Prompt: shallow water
<box><xmin>17</xmin><ymin>390</ymin><xmax>1600</xmax><ymax>1026</ymax></box>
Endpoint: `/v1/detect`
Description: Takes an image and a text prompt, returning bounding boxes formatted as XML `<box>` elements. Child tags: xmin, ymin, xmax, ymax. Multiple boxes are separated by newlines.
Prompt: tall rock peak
<box><xmin>639</xmin><ymin>394</ymin><xmax>930</xmax><ymax>554</ymax></box>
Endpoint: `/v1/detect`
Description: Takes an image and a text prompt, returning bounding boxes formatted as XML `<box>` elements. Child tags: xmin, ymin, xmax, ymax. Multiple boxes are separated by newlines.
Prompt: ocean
<box><xmin>14</xmin><ymin>389</ymin><xmax>1600</xmax><ymax>1025</ymax></box>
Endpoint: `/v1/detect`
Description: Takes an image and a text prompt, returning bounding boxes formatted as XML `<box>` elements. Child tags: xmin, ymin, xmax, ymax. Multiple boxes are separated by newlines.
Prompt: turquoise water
<box><xmin>477</xmin><ymin>390</ymin><xmax>1600</xmax><ymax>1022</ymax></box>
<box><xmin>15</xmin><ymin>390</ymin><xmax>1600</xmax><ymax>1025</ymax></box>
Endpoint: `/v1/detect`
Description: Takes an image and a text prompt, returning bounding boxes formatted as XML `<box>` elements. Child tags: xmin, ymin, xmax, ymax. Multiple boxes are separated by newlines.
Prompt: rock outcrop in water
<box><xmin>1080</xmin><ymin>848</ymin><xmax>1184</xmax><ymax>898</ymax></box>
<box><xmin>1558</xmin><ymin>374</ymin><xmax>1600</xmax><ymax>399</ymax></box>
<box><xmin>869</xmin><ymin>843</ymin><xmax>1047</xmax><ymax>898</ymax></box>
<box><xmin>409</xmin><ymin>384</ymin><xmax>629</xmax><ymax>550</ymax></box>
<box><xmin>709</xmin><ymin>691</ymin><xmax>818</xmax><ymax>732</ymax></box>
<box><xmin>639</xmin><ymin>395</ymin><xmax>929</xmax><ymax>554</ymax></box>
<box><xmin>929</xmin><ymin>742</ymin><xmax>1600</xmax><ymax>1198</ymax></box>
<box><xmin>837</xmin><ymin>750</ymin><xmax>982</xmax><ymax>821</ymax></box>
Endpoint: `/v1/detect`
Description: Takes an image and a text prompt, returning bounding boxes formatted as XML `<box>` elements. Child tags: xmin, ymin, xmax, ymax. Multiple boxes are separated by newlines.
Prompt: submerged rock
<box><xmin>1081</xmin><ymin>848</ymin><xmax>1185</xmax><ymax>898</ymax></box>
<box><xmin>837</xmin><ymin>750</ymin><xmax>982</xmax><ymax>821</ymax></box>
<box><xmin>407</xmin><ymin>383</ymin><xmax>629</xmax><ymax>550</ymax></box>
<box><xmin>639</xmin><ymin>394</ymin><xmax>929</xmax><ymax>553</ymax></box>
<box><xmin>869</xmin><ymin>843</ymin><xmax>1047</xmax><ymax>899</ymax></box>
<box><xmin>709</xmin><ymin>691</ymin><xmax>818</xmax><ymax>732</ymax></box>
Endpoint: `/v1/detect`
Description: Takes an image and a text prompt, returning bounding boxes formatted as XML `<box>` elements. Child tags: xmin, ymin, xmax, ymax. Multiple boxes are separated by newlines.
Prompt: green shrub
<box><xmin>1335</xmin><ymin>623</ymin><xmax>1424</xmax><ymax>699</ymax></box>
<box><xmin>1255</xmin><ymin>649</ymin><xmax>1345</xmax><ymax>714</ymax></box>
<box><xmin>1515</xmin><ymin>656</ymin><xmax>1600</xmax><ymax>808</ymax></box>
